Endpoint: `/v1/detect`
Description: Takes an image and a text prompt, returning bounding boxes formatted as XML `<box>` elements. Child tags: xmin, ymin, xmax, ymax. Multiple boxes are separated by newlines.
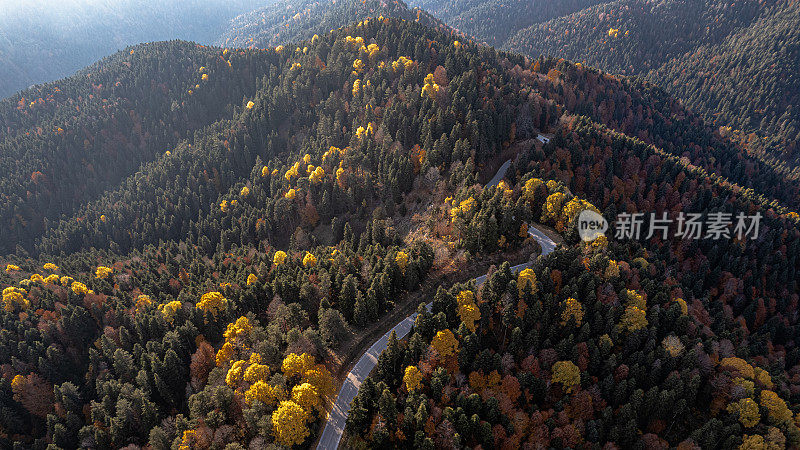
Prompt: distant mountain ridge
<box><xmin>411</xmin><ymin>0</ymin><xmax>800</xmax><ymax>171</ymax></box>
<box><xmin>217</xmin><ymin>0</ymin><xmax>453</xmax><ymax>49</ymax></box>
<box><xmin>409</xmin><ymin>0</ymin><xmax>609</xmax><ymax>47</ymax></box>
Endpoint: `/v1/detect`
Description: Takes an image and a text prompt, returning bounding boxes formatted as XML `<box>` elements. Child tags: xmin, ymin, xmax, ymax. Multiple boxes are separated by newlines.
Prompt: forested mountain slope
<box><xmin>0</xmin><ymin>15</ymin><xmax>798</xmax><ymax>450</ymax></box>
<box><xmin>0</xmin><ymin>18</ymin><xmax>535</xmax><ymax>448</ymax></box>
<box><xmin>409</xmin><ymin>0</ymin><xmax>609</xmax><ymax>47</ymax></box>
<box><xmin>217</xmin><ymin>0</ymin><xmax>451</xmax><ymax>50</ymax></box>
<box><xmin>29</xmin><ymin>49</ymin><xmax>800</xmax><ymax>258</ymax></box>
<box><xmin>505</xmin><ymin>0</ymin><xmax>800</xmax><ymax>169</ymax></box>
<box><xmin>651</xmin><ymin>1</ymin><xmax>800</xmax><ymax>168</ymax></box>
<box><xmin>0</xmin><ymin>41</ymin><xmax>274</xmax><ymax>255</ymax></box>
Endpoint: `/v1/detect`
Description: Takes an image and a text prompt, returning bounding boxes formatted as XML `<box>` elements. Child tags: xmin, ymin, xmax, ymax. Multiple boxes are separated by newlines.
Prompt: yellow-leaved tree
<box><xmin>158</xmin><ymin>301</ymin><xmax>182</xmax><ymax>323</ymax></box>
<box><xmin>720</xmin><ymin>357</ymin><xmax>755</xmax><ymax>379</ymax></box>
<box><xmin>355</xmin><ymin>123</ymin><xmax>374</xmax><ymax>139</ymax></box>
<box><xmin>243</xmin><ymin>361</ymin><xmax>270</xmax><ymax>384</ymax></box>
<box><xmin>551</xmin><ymin>360</ymin><xmax>580</xmax><ymax>393</ymax></box>
<box><xmin>227</xmin><ymin>316</ymin><xmax>253</xmax><ymax>339</ymax></box>
<box><xmin>95</xmin><ymin>266</ymin><xmax>113</xmax><ymax>279</ymax></box>
<box><xmin>753</xmin><ymin>367</ymin><xmax>773</xmax><ymax>389</ymax></box>
<box><xmin>215</xmin><ymin>343</ymin><xmax>235</xmax><ymax>368</ymax></box>
<box><xmin>542</xmin><ymin>192</ymin><xmax>566</xmax><ymax>224</ymax></box>
<box><xmin>391</xmin><ymin>56</ymin><xmax>414</xmax><ymax>73</ymax></box>
<box><xmin>196</xmin><ymin>292</ymin><xmax>227</xmax><ymax>318</ymax></box>
<box><xmin>517</xmin><ymin>268</ymin><xmax>537</xmax><ymax>296</ymax></box>
<box><xmin>2</xmin><ymin>287</ymin><xmax>29</xmax><ymax>312</ymax></box>
<box><xmin>560</xmin><ymin>297</ymin><xmax>584</xmax><ymax>326</ymax></box>
<box><xmin>605</xmin><ymin>260</ymin><xmax>620</xmax><ymax>279</ymax></box>
<box><xmin>421</xmin><ymin>73</ymin><xmax>440</xmax><ymax>99</ymax></box>
<box><xmin>70</xmin><ymin>282</ymin><xmax>92</xmax><ymax>295</ymax></box>
<box><xmin>303</xmin><ymin>252</ymin><xmax>317</xmax><ymax>268</ymax></box>
<box><xmin>273</xmin><ymin>250</ymin><xmax>287</xmax><ymax>266</ymax></box>
<box><xmin>282</xmin><ymin>353</ymin><xmax>314</xmax><ymax>379</ymax></box>
<box><xmin>309</xmin><ymin>167</ymin><xmax>325</xmax><ymax>184</ymax></box>
<box><xmin>674</xmin><ymin>297</ymin><xmax>688</xmax><ymax>315</ymax></box>
<box><xmin>364</xmin><ymin>43</ymin><xmax>380</xmax><ymax>58</ymax></box>
<box><xmin>403</xmin><ymin>365</ymin><xmax>423</xmax><ymax>392</ymax></box>
<box><xmin>226</xmin><ymin>360</ymin><xmax>247</xmax><ymax>387</ymax></box>
<box><xmin>395</xmin><ymin>251</ymin><xmax>409</xmax><ymax>273</ymax></box>
<box><xmin>44</xmin><ymin>274</ymin><xmax>59</xmax><ymax>284</ymax></box>
<box><xmin>292</xmin><ymin>382</ymin><xmax>321</xmax><ymax>412</ymax></box>
<box><xmin>431</xmin><ymin>329</ymin><xmax>458</xmax><ymax>357</ymax></box>
<box><xmin>759</xmin><ymin>390</ymin><xmax>793</xmax><ymax>424</ymax></box>
<box><xmin>523</xmin><ymin>177</ymin><xmax>544</xmax><ymax>199</ymax></box>
<box><xmin>336</xmin><ymin>167</ymin><xmax>346</xmax><ymax>188</ymax></box>
<box><xmin>739</xmin><ymin>435</ymin><xmax>766</xmax><ymax>449</ymax></box>
<box><xmin>272</xmin><ymin>400</ymin><xmax>310</xmax><ymax>446</ymax></box>
<box><xmin>727</xmin><ymin>397</ymin><xmax>760</xmax><ymax>428</ymax></box>
<box><xmin>245</xmin><ymin>380</ymin><xmax>279</xmax><ymax>406</ymax></box>
<box><xmin>134</xmin><ymin>294</ymin><xmax>152</xmax><ymax>313</ymax></box>
<box><xmin>352</xmin><ymin>58</ymin><xmax>365</xmax><ymax>74</ymax></box>
<box><xmin>302</xmin><ymin>365</ymin><xmax>334</xmax><ymax>401</ymax></box>
<box><xmin>456</xmin><ymin>290</ymin><xmax>480</xmax><ymax>332</ymax></box>
<box><xmin>620</xmin><ymin>305</ymin><xmax>648</xmax><ymax>332</ymax></box>
<box><xmin>560</xmin><ymin>197</ymin><xmax>597</xmax><ymax>225</ymax></box>
<box><xmin>449</xmin><ymin>196</ymin><xmax>475</xmax><ymax>222</ymax></box>
<box><xmin>285</xmin><ymin>161</ymin><xmax>301</xmax><ymax>181</ymax></box>
<box><xmin>626</xmin><ymin>289</ymin><xmax>646</xmax><ymax>309</ymax></box>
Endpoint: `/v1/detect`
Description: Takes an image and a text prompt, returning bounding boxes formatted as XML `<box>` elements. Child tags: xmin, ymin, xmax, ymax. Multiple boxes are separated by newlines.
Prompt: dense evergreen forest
<box><xmin>503</xmin><ymin>0</ymin><xmax>800</xmax><ymax>173</ymax></box>
<box><xmin>0</xmin><ymin>41</ymin><xmax>276</xmax><ymax>255</ymax></box>
<box><xmin>410</xmin><ymin>0</ymin><xmax>800</xmax><ymax>176</ymax></box>
<box><xmin>217</xmin><ymin>0</ymin><xmax>451</xmax><ymax>50</ymax></box>
<box><xmin>408</xmin><ymin>0</ymin><xmax>608</xmax><ymax>47</ymax></box>
<box><xmin>348</xmin><ymin>111</ymin><xmax>800</xmax><ymax>448</ymax></box>
<box><xmin>0</xmin><ymin>10</ymin><xmax>798</xmax><ymax>450</ymax></box>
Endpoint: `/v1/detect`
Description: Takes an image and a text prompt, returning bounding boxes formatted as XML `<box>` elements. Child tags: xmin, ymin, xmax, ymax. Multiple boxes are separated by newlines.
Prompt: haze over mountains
<box><xmin>1</xmin><ymin>1</ymin><xmax>799</xmax><ymax>449</ymax></box>
<box><xmin>0</xmin><ymin>0</ymin><xmax>267</xmax><ymax>98</ymax></box>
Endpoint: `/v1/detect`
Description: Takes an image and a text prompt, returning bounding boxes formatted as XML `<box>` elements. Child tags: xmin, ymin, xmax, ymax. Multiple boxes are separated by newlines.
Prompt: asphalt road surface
<box><xmin>485</xmin><ymin>159</ymin><xmax>511</xmax><ymax>189</ymax></box>
<box><xmin>316</xmin><ymin>160</ymin><xmax>558</xmax><ymax>450</ymax></box>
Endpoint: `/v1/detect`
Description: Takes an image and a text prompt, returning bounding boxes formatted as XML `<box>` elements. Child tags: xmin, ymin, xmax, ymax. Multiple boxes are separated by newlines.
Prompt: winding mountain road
<box><xmin>316</xmin><ymin>159</ymin><xmax>558</xmax><ymax>449</ymax></box>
